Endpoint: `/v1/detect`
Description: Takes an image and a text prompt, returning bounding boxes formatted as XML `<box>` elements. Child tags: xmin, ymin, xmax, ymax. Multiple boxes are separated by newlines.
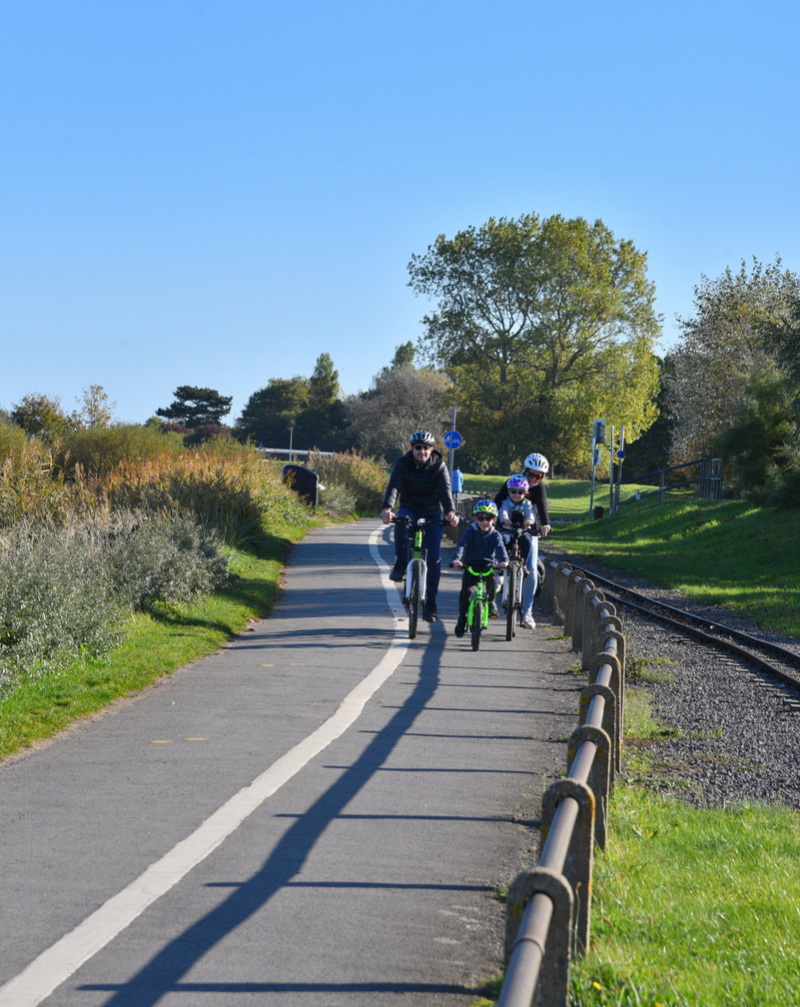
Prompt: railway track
<box><xmin>563</xmin><ymin>562</ymin><xmax>800</xmax><ymax>695</ymax></box>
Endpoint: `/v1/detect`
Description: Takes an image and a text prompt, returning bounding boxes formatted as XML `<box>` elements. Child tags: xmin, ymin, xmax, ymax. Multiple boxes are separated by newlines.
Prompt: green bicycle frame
<box><xmin>466</xmin><ymin>567</ymin><xmax>495</xmax><ymax>630</ymax></box>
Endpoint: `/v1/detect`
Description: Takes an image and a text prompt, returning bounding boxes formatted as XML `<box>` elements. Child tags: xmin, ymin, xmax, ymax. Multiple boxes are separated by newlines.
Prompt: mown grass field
<box><xmin>554</xmin><ymin>493</ymin><xmax>800</xmax><ymax>639</ymax></box>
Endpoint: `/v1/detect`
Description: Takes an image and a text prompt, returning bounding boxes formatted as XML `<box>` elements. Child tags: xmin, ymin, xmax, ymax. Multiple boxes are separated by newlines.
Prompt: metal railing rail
<box><xmin>619</xmin><ymin>457</ymin><xmax>725</xmax><ymax>507</ymax></box>
<box><xmin>499</xmin><ymin>559</ymin><xmax>625</xmax><ymax>1007</ymax></box>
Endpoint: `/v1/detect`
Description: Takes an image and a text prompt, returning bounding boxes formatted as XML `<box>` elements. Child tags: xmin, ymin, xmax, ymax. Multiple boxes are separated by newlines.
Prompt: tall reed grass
<box><xmin>0</xmin><ymin>427</ymin><xmax>316</xmax><ymax>695</ymax></box>
<box><xmin>308</xmin><ymin>450</ymin><xmax>387</xmax><ymax>515</ymax></box>
<box><xmin>0</xmin><ymin>435</ymin><xmax>97</xmax><ymax>528</ymax></box>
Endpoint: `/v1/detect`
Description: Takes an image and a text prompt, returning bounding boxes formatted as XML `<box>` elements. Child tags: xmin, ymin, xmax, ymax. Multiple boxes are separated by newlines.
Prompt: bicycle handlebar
<box><xmin>390</xmin><ymin>515</ymin><xmax>453</xmax><ymax>528</ymax></box>
<box><xmin>450</xmin><ymin>559</ymin><xmax>507</xmax><ymax>570</ymax></box>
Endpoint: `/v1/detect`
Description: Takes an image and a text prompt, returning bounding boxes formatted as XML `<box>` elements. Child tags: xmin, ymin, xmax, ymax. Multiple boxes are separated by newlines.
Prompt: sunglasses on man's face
<box><xmin>524</xmin><ymin>470</ymin><xmax>543</xmax><ymax>480</ymax></box>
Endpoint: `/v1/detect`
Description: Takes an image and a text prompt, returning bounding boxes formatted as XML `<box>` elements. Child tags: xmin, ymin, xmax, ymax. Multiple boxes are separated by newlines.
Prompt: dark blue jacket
<box><xmin>452</xmin><ymin>522</ymin><xmax>508</xmax><ymax>572</ymax></box>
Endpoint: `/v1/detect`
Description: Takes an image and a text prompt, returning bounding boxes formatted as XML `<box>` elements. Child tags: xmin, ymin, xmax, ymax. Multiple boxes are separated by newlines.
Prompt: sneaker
<box><xmin>389</xmin><ymin>562</ymin><xmax>406</xmax><ymax>582</ymax></box>
<box><xmin>454</xmin><ymin>615</ymin><xmax>467</xmax><ymax>638</ymax></box>
<box><xmin>521</xmin><ymin>612</ymin><xmax>536</xmax><ymax>629</ymax></box>
<box><xmin>423</xmin><ymin>600</ymin><xmax>438</xmax><ymax>623</ymax></box>
<box><xmin>489</xmin><ymin>601</ymin><xmax>499</xmax><ymax>618</ymax></box>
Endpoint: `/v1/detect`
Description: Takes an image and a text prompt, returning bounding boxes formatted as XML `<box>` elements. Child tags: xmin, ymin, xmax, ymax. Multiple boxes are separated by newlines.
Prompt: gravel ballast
<box><xmin>543</xmin><ymin>548</ymin><xmax>800</xmax><ymax>811</ymax></box>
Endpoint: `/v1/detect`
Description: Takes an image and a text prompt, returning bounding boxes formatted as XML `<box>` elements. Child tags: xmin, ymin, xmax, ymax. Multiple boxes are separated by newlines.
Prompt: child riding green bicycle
<box><xmin>450</xmin><ymin>499</ymin><xmax>508</xmax><ymax>638</ymax></box>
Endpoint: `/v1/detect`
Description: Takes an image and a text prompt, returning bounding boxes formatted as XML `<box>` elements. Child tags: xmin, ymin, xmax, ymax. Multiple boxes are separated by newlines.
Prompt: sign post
<box><xmin>589</xmin><ymin>419</ymin><xmax>606</xmax><ymax>518</ymax></box>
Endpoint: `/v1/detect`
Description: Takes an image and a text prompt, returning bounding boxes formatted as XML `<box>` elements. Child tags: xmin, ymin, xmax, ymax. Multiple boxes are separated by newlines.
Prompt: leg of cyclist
<box><xmin>487</xmin><ymin>568</ymin><xmax>500</xmax><ymax>618</ymax></box>
<box><xmin>499</xmin><ymin>532</ymin><xmax>513</xmax><ymax>609</ymax></box>
<box><xmin>390</xmin><ymin>506</ymin><xmax>415</xmax><ymax>580</ymax></box>
<box><xmin>454</xmin><ymin>569</ymin><xmax>475</xmax><ymax>637</ymax></box>
<box><xmin>520</xmin><ymin>534</ymin><xmax>537</xmax><ymax>628</ymax></box>
<box><xmin>422</xmin><ymin>518</ymin><xmax>444</xmax><ymax>621</ymax></box>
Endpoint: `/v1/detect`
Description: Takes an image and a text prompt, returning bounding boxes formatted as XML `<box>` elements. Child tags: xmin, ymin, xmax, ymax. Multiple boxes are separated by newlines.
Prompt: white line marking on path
<box><xmin>0</xmin><ymin>527</ymin><xmax>407</xmax><ymax>1007</ymax></box>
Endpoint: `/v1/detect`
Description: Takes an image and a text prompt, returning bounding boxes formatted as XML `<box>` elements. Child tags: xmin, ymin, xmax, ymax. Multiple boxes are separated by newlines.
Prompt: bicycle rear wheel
<box><xmin>471</xmin><ymin>598</ymin><xmax>483</xmax><ymax>651</ymax></box>
<box><xmin>505</xmin><ymin>567</ymin><xmax>517</xmax><ymax>641</ymax></box>
<box><xmin>407</xmin><ymin>564</ymin><xmax>421</xmax><ymax>639</ymax></box>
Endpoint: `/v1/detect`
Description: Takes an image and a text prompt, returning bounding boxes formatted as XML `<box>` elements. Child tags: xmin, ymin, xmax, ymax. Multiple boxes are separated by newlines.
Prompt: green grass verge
<box><xmin>0</xmin><ymin>524</ymin><xmax>311</xmax><ymax>760</ymax></box>
<box><xmin>565</xmin><ymin>609</ymin><xmax>800</xmax><ymax>1006</ymax></box>
<box><xmin>569</xmin><ymin>788</ymin><xmax>800</xmax><ymax>1006</ymax></box>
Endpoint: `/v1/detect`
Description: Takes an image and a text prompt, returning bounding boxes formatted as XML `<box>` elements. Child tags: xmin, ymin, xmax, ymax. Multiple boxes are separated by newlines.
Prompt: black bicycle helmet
<box><xmin>409</xmin><ymin>429</ymin><xmax>436</xmax><ymax>446</ymax></box>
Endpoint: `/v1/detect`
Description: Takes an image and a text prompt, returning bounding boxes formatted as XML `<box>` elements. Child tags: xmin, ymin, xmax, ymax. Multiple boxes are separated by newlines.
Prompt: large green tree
<box><xmin>156</xmin><ymin>386</ymin><xmax>233</xmax><ymax>428</ymax></box>
<box><xmin>298</xmin><ymin>353</ymin><xmax>349</xmax><ymax>449</ymax></box>
<box><xmin>761</xmin><ymin>289</ymin><xmax>800</xmax><ymax>401</ymax></box>
<box><xmin>10</xmin><ymin>393</ymin><xmax>74</xmax><ymax>441</ymax></box>
<box><xmin>407</xmin><ymin>213</ymin><xmax>661</xmax><ymax>472</ymax></box>
<box><xmin>235</xmin><ymin>376</ymin><xmax>309</xmax><ymax>447</ymax></box>
<box><xmin>665</xmin><ymin>258</ymin><xmax>799</xmax><ymax>462</ymax></box>
<box><xmin>236</xmin><ymin>355</ymin><xmax>350</xmax><ymax>450</ymax></box>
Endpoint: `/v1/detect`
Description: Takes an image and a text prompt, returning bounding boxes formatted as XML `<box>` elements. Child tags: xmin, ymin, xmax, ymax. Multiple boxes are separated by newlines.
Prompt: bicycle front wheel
<box><xmin>407</xmin><ymin>564</ymin><xmax>421</xmax><ymax>639</ymax></box>
<box><xmin>505</xmin><ymin>567</ymin><xmax>517</xmax><ymax>641</ymax></box>
<box><xmin>471</xmin><ymin>598</ymin><xmax>483</xmax><ymax>651</ymax></box>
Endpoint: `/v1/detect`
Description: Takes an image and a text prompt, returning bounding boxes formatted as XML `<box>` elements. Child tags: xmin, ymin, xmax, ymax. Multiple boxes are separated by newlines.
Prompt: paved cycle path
<box><xmin>0</xmin><ymin>519</ymin><xmax>580</xmax><ymax>1007</ymax></box>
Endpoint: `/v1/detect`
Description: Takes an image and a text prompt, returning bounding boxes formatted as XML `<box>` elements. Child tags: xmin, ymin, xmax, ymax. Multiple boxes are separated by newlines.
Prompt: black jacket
<box><xmin>382</xmin><ymin>449</ymin><xmax>455</xmax><ymax>517</ymax></box>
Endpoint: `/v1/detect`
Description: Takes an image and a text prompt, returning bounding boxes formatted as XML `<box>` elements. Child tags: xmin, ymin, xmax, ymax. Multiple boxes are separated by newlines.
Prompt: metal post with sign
<box><xmin>443</xmin><ymin>428</ymin><xmax>463</xmax><ymax>467</ymax></box>
<box><xmin>589</xmin><ymin>419</ymin><xmax>606</xmax><ymax>518</ymax></box>
<box><xmin>614</xmin><ymin>426</ymin><xmax>626</xmax><ymax>514</ymax></box>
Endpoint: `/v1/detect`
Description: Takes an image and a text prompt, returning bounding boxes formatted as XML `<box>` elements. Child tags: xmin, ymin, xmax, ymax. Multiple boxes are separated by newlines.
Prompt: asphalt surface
<box><xmin>0</xmin><ymin>519</ymin><xmax>580</xmax><ymax>1007</ymax></box>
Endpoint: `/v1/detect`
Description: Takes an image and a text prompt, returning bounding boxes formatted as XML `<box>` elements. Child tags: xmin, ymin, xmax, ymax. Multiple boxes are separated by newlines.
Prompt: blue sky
<box><xmin>2</xmin><ymin>0</ymin><xmax>798</xmax><ymax>426</ymax></box>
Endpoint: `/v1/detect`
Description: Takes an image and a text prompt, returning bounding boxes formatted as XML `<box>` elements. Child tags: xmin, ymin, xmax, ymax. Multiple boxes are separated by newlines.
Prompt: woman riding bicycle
<box><xmin>497</xmin><ymin>474</ymin><xmax>538</xmax><ymax>629</ymax></box>
<box><xmin>494</xmin><ymin>452</ymin><xmax>552</xmax><ymax>629</ymax></box>
<box><xmin>380</xmin><ymin>429</ymin><xmax>459</xmax><ymax>623</ymax></box>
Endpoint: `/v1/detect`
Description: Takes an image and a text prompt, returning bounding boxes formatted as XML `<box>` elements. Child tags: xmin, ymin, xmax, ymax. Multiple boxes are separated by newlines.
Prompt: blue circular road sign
<box><xmin>443</xmin><ymin>430</ymin><xmax>463</xmax><ymax>450</ymax></box>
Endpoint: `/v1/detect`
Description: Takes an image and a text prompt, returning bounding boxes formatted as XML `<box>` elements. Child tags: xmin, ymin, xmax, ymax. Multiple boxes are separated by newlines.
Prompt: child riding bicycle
<box><xmin>451</xmin><ymin>499</ymin><xmax>508</xmax><ymax>638</ymax></box>
<box><xmin>497</xmin><ymin>473</ymin><xmax>537</xmax><ymax>629</ymax></box>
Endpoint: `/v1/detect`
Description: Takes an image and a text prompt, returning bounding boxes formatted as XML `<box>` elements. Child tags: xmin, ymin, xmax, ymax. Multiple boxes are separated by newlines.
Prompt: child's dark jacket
<box><xmin>452</xmin><ymin>522</ymin><xmax>509</xmax><ymax>571</ymax></box>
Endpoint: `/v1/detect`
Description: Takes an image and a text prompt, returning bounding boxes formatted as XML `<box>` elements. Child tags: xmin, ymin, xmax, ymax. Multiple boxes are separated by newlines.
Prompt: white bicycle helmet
<box><xmin>409</xmin><ymin>429</ymin><xmax>436</xmax><ymax>446</ymax></box>
<box><xmin>523</xmin><ymin>452</ymin><xmax>549</xmax><ymax>475</ymax></box>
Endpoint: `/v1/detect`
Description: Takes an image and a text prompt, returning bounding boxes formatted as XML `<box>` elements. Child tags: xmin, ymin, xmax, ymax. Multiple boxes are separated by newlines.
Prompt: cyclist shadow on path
<box><xmin>82</xmin><ymin>627</ymin><xmax>481</xmax><ymax>1003</ymax></box>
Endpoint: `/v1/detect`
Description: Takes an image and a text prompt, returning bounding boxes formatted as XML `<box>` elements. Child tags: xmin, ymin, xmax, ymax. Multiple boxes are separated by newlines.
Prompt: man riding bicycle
<box><xmin>381</xmin><ymin>429</ymin><xmax>459</xmax><ymax>623</ymax></box>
